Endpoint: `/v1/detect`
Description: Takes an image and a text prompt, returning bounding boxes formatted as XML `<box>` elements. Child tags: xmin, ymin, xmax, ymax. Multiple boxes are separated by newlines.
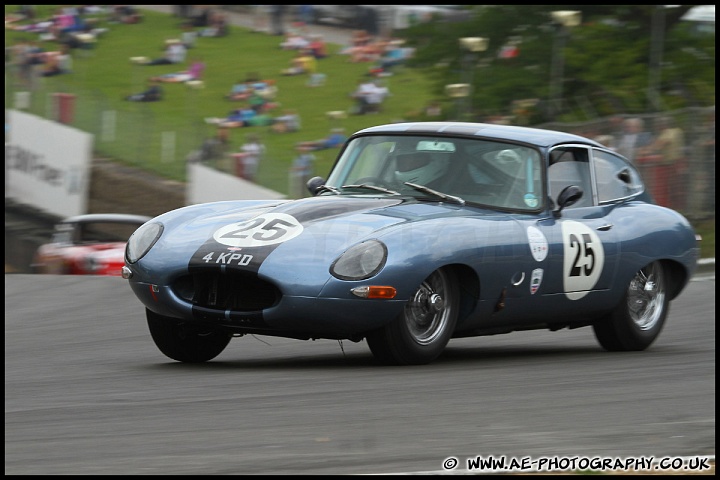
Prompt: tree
<box><xmin>400</xmin><ymin>5</ymin><xmax>713</xmax><ymax>122</ymax></box>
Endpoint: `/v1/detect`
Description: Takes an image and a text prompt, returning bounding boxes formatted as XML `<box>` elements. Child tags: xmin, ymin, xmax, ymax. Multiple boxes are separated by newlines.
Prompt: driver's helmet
<box><xmin>394</xmin><ymin>152</ymin><xmax>448</xmax><ymax>185</ymax></box>
<box><xmin>497</xmin><ymin>149</ymin><xmax>521</xmax><ymax>163</ymax></box>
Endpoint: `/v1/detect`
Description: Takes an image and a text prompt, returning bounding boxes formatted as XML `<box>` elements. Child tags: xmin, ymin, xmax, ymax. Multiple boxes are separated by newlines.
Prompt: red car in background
<box><xmin>32</xmin><ymin>213</ymin><xmax>151</xmax><ymax>276</ymax></box>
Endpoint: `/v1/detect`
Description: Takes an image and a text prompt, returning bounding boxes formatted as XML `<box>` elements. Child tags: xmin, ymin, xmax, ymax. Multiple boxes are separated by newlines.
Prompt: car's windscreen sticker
<box><xmin>561</xmin><ymin>220</ymin><xmax>605</xmax><ymax>300</ymax></box>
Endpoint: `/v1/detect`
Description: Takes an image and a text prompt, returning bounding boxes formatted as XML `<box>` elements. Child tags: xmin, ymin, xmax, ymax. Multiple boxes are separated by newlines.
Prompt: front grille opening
<box><xmin>172</xmin><ymin>271</ymin><xmax>281</xmax><ymax>312</ymax></box>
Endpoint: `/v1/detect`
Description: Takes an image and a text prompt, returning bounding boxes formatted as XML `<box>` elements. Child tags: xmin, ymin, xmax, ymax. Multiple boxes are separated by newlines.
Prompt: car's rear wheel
<box><xmin>593</xmin><ymin>261</ymin><xmax>668</xmax><ymax>351</ymax></box>
<box><xmin>146</xmin><ymin>309</ymin><xmax>231</xmax><ymax>362</ymax></box>
<box><xmin>366</xmin><ymin>268</ymin><xmax>459</xmax><ymax>365</ymax></box>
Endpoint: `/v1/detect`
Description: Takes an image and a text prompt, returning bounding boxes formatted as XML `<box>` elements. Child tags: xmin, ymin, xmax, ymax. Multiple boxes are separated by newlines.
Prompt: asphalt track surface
<box><xmin>4</xmin><ymin>273</ymin><xmax>715</xmax><ymax>475</ymax></box>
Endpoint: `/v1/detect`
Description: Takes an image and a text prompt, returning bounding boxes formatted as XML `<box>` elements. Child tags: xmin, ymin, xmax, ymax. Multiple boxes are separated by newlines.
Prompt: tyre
<box><xmin>593</xmin><ymin>261</ymin><xmax>668</xmax><ymax>351</ymax></box>
<box><xmin>366</xmin><ymin>268</ymin><xmax>459</xmax><ymax>365</ymax></box>
<box><xmin>146</xmin><ymin>309</ymin><xmax>231</xmax><ymax>362</ymax></box>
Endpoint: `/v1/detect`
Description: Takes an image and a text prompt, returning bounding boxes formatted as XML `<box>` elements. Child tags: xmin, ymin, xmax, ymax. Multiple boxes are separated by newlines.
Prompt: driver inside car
<box><xmin>393</xmin><ymin>152</ymin><xmax>450</xmax><ymax>189</ymax></box>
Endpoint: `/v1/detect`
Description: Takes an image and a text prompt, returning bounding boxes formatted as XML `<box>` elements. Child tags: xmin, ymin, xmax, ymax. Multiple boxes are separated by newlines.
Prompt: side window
<box><xmin>592</xmin><ymin>149</ymin><xmax>644</xmax><ymax>203</ymax></box>
<box><xmin>548</xmin><ymin>146</ymin><xmax>593</xmax><ymax>208</ymax></box>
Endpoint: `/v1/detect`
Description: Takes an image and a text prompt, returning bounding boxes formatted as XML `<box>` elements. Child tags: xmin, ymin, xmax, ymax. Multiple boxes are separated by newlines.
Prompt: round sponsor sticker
<box><xmin>213</xmin><ymin>213</ymin><xmax>303</xmax><ymax>248</ymax></box>
<box><xmin>526</xmin><ymin>226</ymin><xmax>548</xmax><ymax>262</ymax></box>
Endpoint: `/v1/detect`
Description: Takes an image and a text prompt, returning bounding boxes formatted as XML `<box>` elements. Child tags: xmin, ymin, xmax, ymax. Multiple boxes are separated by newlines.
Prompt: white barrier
<box><xmin>5</xmin><ymin>109</ymin><xmax>93</xmax><ymax>218</ymax></box>
<box><xmin>186</xmin><ymin>162</ymin><xmax>285</xmax><ymax>205</ymax></box>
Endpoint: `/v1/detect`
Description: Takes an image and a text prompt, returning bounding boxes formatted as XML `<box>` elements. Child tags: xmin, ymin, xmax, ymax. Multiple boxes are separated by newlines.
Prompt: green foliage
<box><xmin>404</xmin><ymin>5</ymin><xmax>714</xmax><ymax>122</ymax></box>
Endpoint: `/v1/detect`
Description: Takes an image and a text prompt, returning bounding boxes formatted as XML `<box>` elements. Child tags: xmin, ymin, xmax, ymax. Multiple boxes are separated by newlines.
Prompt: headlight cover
<box><xmin>125</xmin><ymin>222</ymin><xmax>163</xmax><ymax>264</ymax></box>
<box><xmin>331</xmin><ymin>239</ymin><xmax>387</xmax><ymax>280</ymax></box>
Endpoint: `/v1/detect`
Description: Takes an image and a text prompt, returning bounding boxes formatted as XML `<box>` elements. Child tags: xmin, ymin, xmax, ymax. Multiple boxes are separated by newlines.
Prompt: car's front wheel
<box><xmin>366</xmin><ymin>268</ymin><xmax>459</xmax><ymax>365</ymax></box>
<box><xmin>593</xmin><ymin>261</ymin><xmax>668</xmax><ymax>351</ymax></box>
<box><xmin>146</xmin><ymin>309</ymin><xmax>231</xmax><ymax>362</ymax></box>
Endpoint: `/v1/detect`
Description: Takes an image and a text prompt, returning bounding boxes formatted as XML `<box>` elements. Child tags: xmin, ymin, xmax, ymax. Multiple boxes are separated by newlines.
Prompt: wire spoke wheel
<box><xmin>593</xmin><ymin>261</ymin><xmax>669</xmax><ymax>352</ymax></box>
<box><xmin>366</xmin><ymin>268</ymin><xmax>458</xmax><ymax>365</ymax></box>
<box><xmin>627</xmin><ymin>261</ymin><xmax>666</xmax><ymax>331</ymax></box>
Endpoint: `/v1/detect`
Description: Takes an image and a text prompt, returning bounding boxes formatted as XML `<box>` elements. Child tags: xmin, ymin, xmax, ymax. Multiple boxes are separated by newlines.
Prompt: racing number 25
<box><xmin>220</xmin><ymin>216</ymin><xmax>294</xmax><ymax>242</ymax></box>
<box><xmin>568</xmin><ymin>233</ymin><xmax>595</xmax><ymax>277</ymax></box>
<box><xmin>213</xmin><ymin>213</ymin><xmax>305</xmax><ymax>248</ymax></box>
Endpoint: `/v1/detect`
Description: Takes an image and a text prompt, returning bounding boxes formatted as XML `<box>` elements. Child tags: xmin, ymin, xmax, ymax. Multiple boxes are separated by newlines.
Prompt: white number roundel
<box><xmin>213</xmin><ymin>213</ymin><xmax>304</xmax><ymax>248</ymax></box>
<box><xmin>561</xmin><ymin>220</ymin><xmax>604</xmax><ymax>300</ymax></box>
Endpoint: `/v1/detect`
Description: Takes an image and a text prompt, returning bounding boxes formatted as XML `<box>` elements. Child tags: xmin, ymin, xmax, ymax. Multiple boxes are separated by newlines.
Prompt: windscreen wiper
<box><xmin>404</xmin><ymin>182</ymin><xmax>465</xmax><ymax>206</ymax></box>
<box><xmin>316</xmin><ymin>185</ymin><xmax>342</xmax><ymax>195</ymax></box>
<box><xmin>342</xmin><ymin>184</ymin><xmax>400</xmax><ymax>195</ymax></box>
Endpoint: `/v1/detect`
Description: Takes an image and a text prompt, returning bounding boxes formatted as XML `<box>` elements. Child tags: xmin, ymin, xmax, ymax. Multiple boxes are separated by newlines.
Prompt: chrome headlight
<box><xmin>125</xmin><ymin>222</ymin><xmax>163</xmax><ymax>264</ymax></box>
<box><xmin>331</xmin><ymin>240</ymin><xmax>387</xmax><ymax>280</ymax></box>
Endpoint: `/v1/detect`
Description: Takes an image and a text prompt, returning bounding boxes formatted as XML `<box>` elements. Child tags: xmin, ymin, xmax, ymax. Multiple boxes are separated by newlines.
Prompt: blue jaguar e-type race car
<box><xmin>122</xmin><ymin>122</ymin><xmax>699</xmax><ymax>365</ymax></box>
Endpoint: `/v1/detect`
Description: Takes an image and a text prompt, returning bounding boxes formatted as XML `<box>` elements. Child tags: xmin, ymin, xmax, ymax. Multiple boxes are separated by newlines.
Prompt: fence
<box><xmin>4</xmin><ymin>74</ymin><xmax>715</xmax><ymax>219</ymax></box>
<box><xmin>5</xmin><ymin>74</ymin><xmax>206</xmax><ymax>183</ymax></box>
<box><xmin>539</xmin><ymin>107</ymin><xmax>715</xmax><ymax>220</ymax></box>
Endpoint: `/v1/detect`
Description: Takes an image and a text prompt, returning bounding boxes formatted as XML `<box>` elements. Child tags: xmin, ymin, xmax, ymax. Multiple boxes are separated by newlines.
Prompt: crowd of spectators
<box><xmin>588</xmin><ymin>115</ymin><xmax>700</xmax><ymax>211</ymax></box>
<box><xmin>6</xmin><ymin>6</ymin><xmax>116</xmax><ymax>88</ymax></box>
<box><xmin>5</xmin><ymin>5</ymin><xmax>403</xmax><ymax>186</ymax></box>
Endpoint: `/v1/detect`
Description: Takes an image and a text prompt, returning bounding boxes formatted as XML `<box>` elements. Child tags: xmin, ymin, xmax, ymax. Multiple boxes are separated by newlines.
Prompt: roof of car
<box><xmin>354</xmin><ymin>122</ymin><xmax>603</xmax><ymax>149</ymax></box>
<box><xmin>60</xmin><ymin>213</ymin><xmax>152</xmax><ymax>225</ymax></box>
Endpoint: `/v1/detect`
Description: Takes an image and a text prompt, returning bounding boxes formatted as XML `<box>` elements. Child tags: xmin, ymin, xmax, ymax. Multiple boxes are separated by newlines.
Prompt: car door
<box><xmin>532</xmin><ymin>145</ymin><xmax>619</xmax><ymax>304</ymax></box>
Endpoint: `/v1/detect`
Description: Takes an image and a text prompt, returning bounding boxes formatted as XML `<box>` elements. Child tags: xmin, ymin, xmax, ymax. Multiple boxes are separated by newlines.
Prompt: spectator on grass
<box><xmin>180</xmin><ymin>22</ymin><xmax>197</xmax><ymax>49</ymax></box>
<box><xmin>41</xmin><ymin>44</ymin><xmax>73</xmax><ymax>77</ymax></box>
<box><xmin>226</xmin><ymin>77</ymin><xmax>276</xmax><ymax>102</ymax></box>
<box><xmin>190</xmin><ymin>6</ymin><xmax>212</xmax><ymax>28</ymax></box>
<box><xmin>291</xmin><ymin>144</ymin><xmax>316</xmax><ymax>194</ymax></box>
<box><xmin>226</xmin><ymin>78</ymin><xmax>254</xmax><ymax>101</ymax></box>
<box><xmin>199</xmin><ymin>12</ymin><xmax>228</xmax><ymax>37</ymax></box>
<box><xmin>150</xmin><ymin>57</ymin><xmax>205</xmax><ymax>83</ymax></box>
<box><xmin>109</xmin><ymin>5</ymin><xmax>141</xmax><ymax>24</ymax></box>
<box><xmin>295</xmin><ymin>128</ymin><xmax>347</xmax><ymax>151</ymax></box>
<box><xmin>271</xmin><ymin>109</ymin><xmax>301</xmax><ymax>133</ymax></box>
<box><xmin>281</xmin><ymin>50</ymin><xmax>316</xmax><ymax>76</ymax></box>
<box><xmin>143</xmin><ymin>39</ymin><xmax>187</xmax><ymax>66</ymax></box>
<box><xmin>17</xmin><ymin>5</ymin><xmax>36</xmax><ymax>20</ymax></box>
<box><xmin>369</xmin><ymin>40</ymin><xmax>410</xmax><ymax>77</ymax></box>
<box><xmin>206</xmin><ymin>108</ymin><xmax>275</xmax><ymax>129</ymax></box>
<box><xmin>280</xmin><ymin>31</ymin><xmax>310</xmax><ymax>51</ymax></box>
<box><xmin>47</xmin><ymin>7</ymin><xmax>79</xmax><ymax>40</ymax></box>
<box><xmin>237</xmin><ymin>134</ymin><xmax>266</xmax><ymax>181</ymax></box>
<box><xmin>350</xmin><ymin>78</ymin><xmax>376</xmax><ymax>114</ymax></box>
<box><xmin>126</xmin><ymin>79</ymin><xmax>163</xmax><ymax>102</ymax></box>
<box><xmin>351</xmin><ymin>78</ymin><xmax>388</xmax><ymax>114</ymax></box>
<box><xmin>17</xmin><ymin>39</ymin><xmax>44</xmax><ymax>88</ymax></box>
<box><xmin>308</xmin><ymin>34</ymin><xmax>328</xmax><ymax>59</ymax></box>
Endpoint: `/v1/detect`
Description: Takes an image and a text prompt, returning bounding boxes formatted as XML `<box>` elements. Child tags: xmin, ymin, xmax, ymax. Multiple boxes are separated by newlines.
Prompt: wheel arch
<box><xmin>443</xmin><ymin>263</ymin><xmax>480</xmax><ymax>328</ymax></box>
<box><xmin>660</xmin><ymin>259</ymin><xmax>691</xmax><ymax>301</ymax></box>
